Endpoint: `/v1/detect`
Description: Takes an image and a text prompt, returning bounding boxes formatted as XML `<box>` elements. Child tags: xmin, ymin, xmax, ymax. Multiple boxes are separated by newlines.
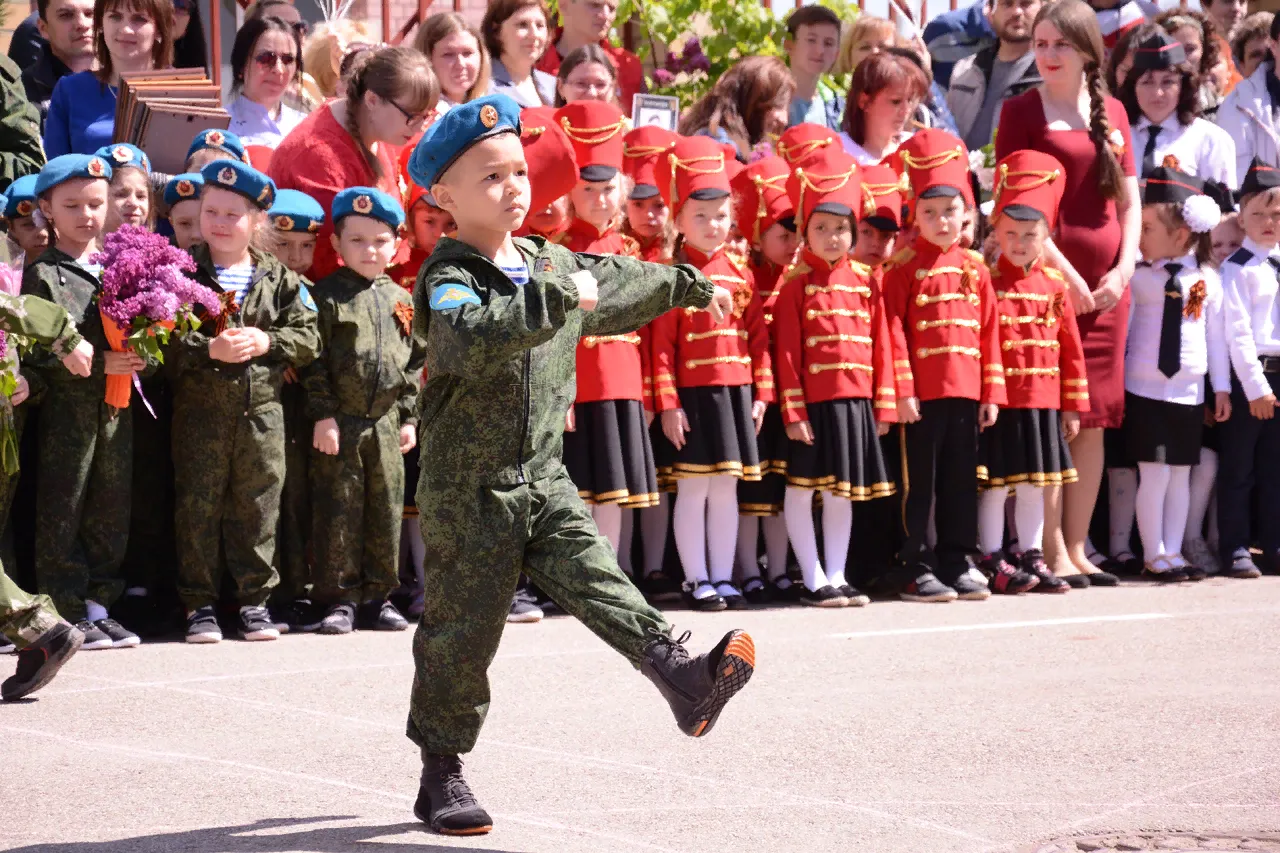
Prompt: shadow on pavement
<box><xmin>3</xmin><ymin>816</ymin><xmax>527</xmax><ymax>853</ymax></box>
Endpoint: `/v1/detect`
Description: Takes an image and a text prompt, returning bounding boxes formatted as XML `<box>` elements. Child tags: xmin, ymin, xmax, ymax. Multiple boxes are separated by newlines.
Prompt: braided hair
<box><xmin>343</xmin><ymin>46</ymin><xmax>439</xmax><ymax>181</ymax></box>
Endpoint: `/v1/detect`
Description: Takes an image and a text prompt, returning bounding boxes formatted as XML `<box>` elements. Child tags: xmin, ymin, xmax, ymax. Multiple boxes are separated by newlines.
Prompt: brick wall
<box><xmin>345</xmin><ymin>0</ymin><xmax>489</xmax><ymax>43</ymax></box>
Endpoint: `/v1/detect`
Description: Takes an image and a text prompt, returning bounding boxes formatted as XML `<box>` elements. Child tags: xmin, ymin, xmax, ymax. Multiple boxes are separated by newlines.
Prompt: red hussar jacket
<box><xmin>651</xmin><ymin>244</ymin><xmax>775</xmax><ymax>411</ymax></box>
<box><xmin>388</xmin><ymin>246</ymin><xmax>428</xmax><ymax>295</ymax></box>
<box><xmin>634</xmin><ymin>233</ymin><xmax>672</xmax><ymax>413</ymax></box>
<box><xmin>751</xmin><ymin>257</ymin><xmax>787</xmax><ymax>329</ymax></box>
<box><xmin>772</xmin><ymin>250</ymin><xmax>898</xmax><ymax>425</ymax></box>
<box><xmin>990</xmin><ymin>255</ymin><xmax>1089</xmax><ymax>411</ymax></box>
<box><xmin>561</xmin><ymin>219</ymin><xmax>646</xmax><ymax>403</ymax></box>
<box><xmin>882</xmin><ymin>237</ymin><xmax>1006</xmax><ymax>405</ymax></box>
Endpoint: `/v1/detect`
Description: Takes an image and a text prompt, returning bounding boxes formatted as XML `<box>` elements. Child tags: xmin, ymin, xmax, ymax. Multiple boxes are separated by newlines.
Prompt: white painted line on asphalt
<box><xmin>828</xmin><ymin>612</ymin><xmax>1174</xmax><ymax>639</ymax></box>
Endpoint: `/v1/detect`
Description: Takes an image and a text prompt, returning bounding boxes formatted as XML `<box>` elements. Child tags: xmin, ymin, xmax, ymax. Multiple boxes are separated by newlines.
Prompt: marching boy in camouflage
<box><xmin>303</xmin><ymin>187</ymin><xmax>424</xmax><ymax>634</ymax></box>
<box><xmin>404</xmin><ymin>93</ymin><xmax>757</xmax><ymax>836</ymax></box>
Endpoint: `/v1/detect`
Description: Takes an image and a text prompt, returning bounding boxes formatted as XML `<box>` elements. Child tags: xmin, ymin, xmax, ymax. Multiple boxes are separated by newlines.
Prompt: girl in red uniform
<box><xmin>978</xmin><ymin>151</ymin><xmax>1090</xmax><ymax>594</ymax></box>
<box><xmin>730</xmin><ymin>156</ymin><xmax>799</xmax><ymax>602</ymax></box>
<box><xmin>652</xmin><ymin>136</ymin><xmax>774</xmax><ymax>611</ymax></box>
<box><xmin>773</xmin><ymin>149</ymin><xmax>898</xmax><ymax>607</ymax></box>
<box><xmin>556</xmin><ymin>101</ymin><xmax>659</xmax><ymax>557</ymax></box>
<box><xmin>517</xmin><ymin>105</ymin><xmax>577</xmax><ymax>243</ymax></box>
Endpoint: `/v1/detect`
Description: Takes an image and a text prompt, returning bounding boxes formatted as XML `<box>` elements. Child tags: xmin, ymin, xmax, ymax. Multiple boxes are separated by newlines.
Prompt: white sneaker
<box><xmin>0</xmin><ymin>641</ymin><xmax>14</xmax><ymax>654</ymax></box>
<box><xmin>506</xmin><ymin>590</ymin><xmax>544</xmax><ymax>623</ymax></box>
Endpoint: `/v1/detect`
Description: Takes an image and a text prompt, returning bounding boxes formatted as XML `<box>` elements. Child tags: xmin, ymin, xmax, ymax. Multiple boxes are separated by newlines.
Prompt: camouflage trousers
<box><xmin>275</xmin><ymin>382</ymin><xmax>312</xmax><ymax>602</ymax></box>
<box><xmin>173</xmin><ymin>388</ymin><xmax>282</xmax><ymax>610</ymax></box>
<box><xmin>406</xmin><ymin>467</ymin><xmax>670</xmax><ymax>756</ymax></box>
<box><xmin>0</xmin><ymin>404</ymin><xmax>27</xmax><ymax>571</ymax></box>
<box><xmin>310</xmin><ymin>410</ymin><xmax>402</xmax><ymax>605</ymax></box>
<box><xmin>0</xmin><ymin>560</ymin><xmax>59</xmax><ymax>647</ymax></box>
<box><xmin>35</xmin><ymin>381</ymin><xmax>131</xmax><ymax>623</ymax></box>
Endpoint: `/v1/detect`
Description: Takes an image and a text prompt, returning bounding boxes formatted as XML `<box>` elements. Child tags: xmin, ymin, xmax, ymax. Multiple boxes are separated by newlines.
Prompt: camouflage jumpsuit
<box><xmin>302</xmin><ymin>267</ymin><xmax>426</xmax><ymax>605</ymax></box>
<box><xmin>0</xmin><ymin>289</ymin><xmax>82</xmax><ymax>645</ymax></box>
<box><xmin>0</xmin><ymin>55</ymin><xmax>44</xmax><ymax>193</ymax></box>
<box><xmin>406</xmin><ymin>235</ymin><xmax>713</xmax><ymax>756</ymax></box>
<box><xmin>169</xmin><ymin>244</ymin><xmax>319</xmax><ymax>610</ymax></box>
<box><xmin>22</xmin><ymin>249</ymin><xmax>135</xmax><ymax>623</ymax></box>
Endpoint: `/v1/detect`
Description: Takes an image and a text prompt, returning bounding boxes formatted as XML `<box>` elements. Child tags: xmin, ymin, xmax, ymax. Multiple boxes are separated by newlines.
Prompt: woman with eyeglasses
<box><xmin>44</xmin><ymin>0</ymin><xmax>174</xmax><ymax>157</ymax></box>
<box><xmin>554</xmin><ymin>43</ymin><xmax>618</xmax><ymax>107</ymax></box>
<box><xmin>269</xmin><ymin>45</ymin><xmax>439</xmax><ymax>280</ymax></box>
<box><xmin>226</xmin><ymin>16</ymin><xmax>307</xmax><ymax>149</ymax></box>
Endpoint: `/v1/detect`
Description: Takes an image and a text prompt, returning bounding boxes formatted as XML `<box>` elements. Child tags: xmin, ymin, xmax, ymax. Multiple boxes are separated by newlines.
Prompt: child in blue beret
<box><xmin>24</xmin><ymin>153</ymin><xmax>145</xmax><ymax>652</ymax></box>
<box><xmin>96</xmin><ymin>143</ymin><xmax>152</xmax><ymax>233</ymax></box>
<box><xmin>185</xmin><ymin>128</ymin><xmax>249</xmax><ymax>172</ymax></box>
<box><xmin>301</xmin><ymin>186</ymin><xmax>423</xmax><ymax>635</ymax></box>
<box><xmin>164</xmin><ymin>173</ymin><xmax>205</xmax><ymax>250</ymax></box>
<box><xmin>401</xmin><ymin>94</ymin><xmax>748</xmax><ymax>837</ymax></box>
<box><xmin>266</xmin><ymin>189</ymin><xmax>325</xmax><ymax>276</ymax></box>
<box><xmin>1</xmin><ymin>175</ymin><xmax>48</xmax><ymax>262</ymax></box>
<box><xmin>169</xmin><ymin>158</ymin><xmax>320</xmax><ymax>644</ymax></box>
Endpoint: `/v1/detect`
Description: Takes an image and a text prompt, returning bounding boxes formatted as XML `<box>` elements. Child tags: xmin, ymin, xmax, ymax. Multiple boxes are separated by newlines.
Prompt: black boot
<box><xmin>640</xmin><ymin>627</ymin><xmax>755</xmax><ymax>738</ymax></box>
<box><xmin>2</xmin><ymin>621</ymin><xmax>84</xmax><ymax>701</ymax></box>
<box><xmin>413</xmin><ymin>754</ymin><xmax>493</xmax><ymax>836</ymax></box>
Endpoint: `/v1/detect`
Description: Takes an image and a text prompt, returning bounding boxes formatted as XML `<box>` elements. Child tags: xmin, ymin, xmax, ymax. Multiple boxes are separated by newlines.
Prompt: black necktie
<box><xmin>1142</xmin><ymin>125</ymin><xmax>1161</xmax><ymax>177</ymax></box>
<box><xmin>1157</xmin><ymin>262</ymin><xmax>1183</xmax><ymax>379</ymax></box>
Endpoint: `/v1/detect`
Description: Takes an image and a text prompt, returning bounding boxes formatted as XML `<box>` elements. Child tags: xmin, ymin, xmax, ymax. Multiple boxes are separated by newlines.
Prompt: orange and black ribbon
<box><xmin>1184</xmin><ymin>280</ymin><xmax>1206</xmax><ymax>321</ymax></box>
<box><xmin>394</xmin><ymin>301</ymin><xmax>414</xmax><ymax>336</ymax></box>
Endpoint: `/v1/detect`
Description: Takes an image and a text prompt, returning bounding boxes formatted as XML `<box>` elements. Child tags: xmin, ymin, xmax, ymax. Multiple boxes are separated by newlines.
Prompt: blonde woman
<box><xmin>414</xmin><ymin>12</ymin><xmax>491</xmax><ymax>115</ymax></box>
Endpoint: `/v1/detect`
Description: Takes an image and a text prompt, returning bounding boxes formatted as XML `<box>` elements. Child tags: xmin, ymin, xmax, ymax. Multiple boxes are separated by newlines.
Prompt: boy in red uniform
<box><xmin>517</xmin><ymin>105</ymin><xmax>577</xmax><ymax>242</ymax></box>
<box><xmin>774</xmin><ymin>148</ymin><xmax>899</xmax><ymax>607</ymax></box>
<box><xmin>883</xmin><ymin>129</ymin><xmax>1005</xmax><ymax>602</ymax></box>
<box><xmin>978</xmin><ymin>150</ymin><xmax>1089</xmax><ymax>594</ymax></box>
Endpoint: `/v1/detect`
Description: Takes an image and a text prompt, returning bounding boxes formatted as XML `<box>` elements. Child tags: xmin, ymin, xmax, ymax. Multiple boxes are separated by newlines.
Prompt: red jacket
<box><xmin>882</xmin><ymin>237</ymin><xmax>1006</xmax><ymax>406</ymax></box>
<box><xmin>772</xmin><ymin>250</ymin><xmax>897</xmax><ymax>425</ymax></box>
<box><xmin>990</xmin><ymin>256</ymin><xmax>1089</xmax><ymax>411</ymax></box>
<box><xmin>536</xmin><ymin>33</ymin><xmax>646</xmax><ymax>110</ymax></box>
<box><xmin>388</xmin><ymin>246</ymin><xmax>428</xmax><ymax>295</ymax></box>
<box><xmin>651</xmin><ymin>245</ymin><xmax>774</xmax><ymax>411</ymax></box>
<box><xmin>561</xmin><ymin>220</ymin><xmax>646</xmax><ymax>403</ymax></box>
<box><xmin>751</xmin><ymin>257</ymin><xmax>787</xmax><ymax>328</ymax></box>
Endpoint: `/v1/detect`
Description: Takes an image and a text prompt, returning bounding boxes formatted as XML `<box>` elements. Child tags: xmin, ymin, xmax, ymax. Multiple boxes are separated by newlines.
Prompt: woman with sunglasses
<box><xmin>227</xmin><ymin>16</ymin><xmax>307</xmax><ymax>148</ymax></box>
<box><xmin>270</xmin><ymin>45</ymin><xmax>439</xmax><ymax>280</ymax></box>
<box><xmin>44</xmin><ymin>0</ymin><xmax>174</xmax><ymax>157</ymax></box>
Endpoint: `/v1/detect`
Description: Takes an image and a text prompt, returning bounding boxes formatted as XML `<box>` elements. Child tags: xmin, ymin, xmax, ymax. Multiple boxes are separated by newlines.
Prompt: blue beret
<box><xmin>187</xmin><ymin>128</ymin><xmax>247</xmax><ymax>163</ymax></box>
<box><xmin>408</xmin><ymin>93</ymin><xmax>522</xmax><ymax>190</ymax></box>
<box><xmin>35</xmin><ymin>154</ymin><xmax>112</xmax><ymax>196</ymax></box>
<box><xmin>270</xmin><ymin>188</ymin><xmax>326</xmax><ymax>234</ymax></box>
<box><xmin>164</xmin><ymin>172</ymin><xmax>204</xmax><ymax>208</ymax></box>
<box><xmin>2</xmin><ymin>174</ymin><xmax>39</xmax><ymax>219</ymax></box>
<box><xmin>333</xmin><ymin>186</ymin><xmax>404</xmax><ymax>230</ymax></box>
<box><xmin>199</xmin><ymin>159</ymin><xmax>276</xmax><ymax>210</ymax></box>
<box><xmin>96</xmin><ymin>143</ymin><xmax>151</xmax><ymax>173</ymax></box>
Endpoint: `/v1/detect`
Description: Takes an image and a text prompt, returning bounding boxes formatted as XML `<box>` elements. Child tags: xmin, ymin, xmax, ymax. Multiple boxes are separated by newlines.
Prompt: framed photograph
<box><xmin>631</xmin><ymin>94</ymin><xmax>679</xmax><ymax>132</ymax></box>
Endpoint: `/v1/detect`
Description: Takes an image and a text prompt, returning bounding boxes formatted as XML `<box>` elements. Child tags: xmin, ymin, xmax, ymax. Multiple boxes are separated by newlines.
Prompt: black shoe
<box><xmin>640</xmin><ymin>627</ymin><xmax>755</xmax><ymax>737</ymax></box>
<box><xmin>838</xmin><ymin>584</ymin><xmax>870</xmax><ymax>607</ymax></box>
<box><xmin>74</xmin><ymin>619</ymin><xmax>114</xmax><ymax>650</ymax></box>
<box><xmin>713</xmin><ymin>581</ymin><xmax>747</xmax><ymax>610</ymax></box>
<box><xmin>946</xmin><ymin>567</ymin><xmax>992</xmax><ymax>601</ymax></box>
<box><xmin>319</xmin><ymin>603</ymin><xmax>356</xmax><ymax>635</ymax></box>
<box><xmin>1062</xmin><ymin>573</ymin><xmax>1090</xmax><ymax>589</ymax></box>
<box><xmin>977</xmin><ymin>552</ymin><xmax>1039</xmax><ymax>595</ymax></box>
<box><xmin>239</xmin><ymin>605</ymin><xmax>279</xmax><ymax>641</ymax></box>
<box><xmin>896</xmin><ymin>570</ymin><xmax>958</xmax><ymax>603</ymax></box>
<box><xmin>741</xmin><ymin>577</ymin><xmax>770</xmax><ymax>605</ymax></box>
<box><xmin>94</xmin><ymin>618</ymin><xmax>140</xmax><ymax>648</ymax></box>
<box><xmin>414</xmin><ymin>754</ymin><xmax>493</xmax><ymax>836</ymax></box>
<box><xmin>506</xmin><ymin>588</ymin><xmax>544</xmax><ymax>623</ymax></box>
<box><xmin>685</xmin><ymin>581</ymin><xmax>726</xmax><ymax>612</ymax></box>
<box><xmin>1221</xmin><ymin>551</ymin><xmax>1263</xmax><ymax>579</ymax></box>
<box><xmin>1019</xmin><ymin>549</ymin><xmax>1071</xmax><ymax>593</ymax></box>
<box><xmin>799</xmin><ymin>585</ymin><xmax>846</xmax><ymax>607</ymax></box>
<box><xmin>185</xmin><ymin>606</ymin><xmax>223</xmax><ymax>644</ymax></box>
<box><xmin>2</xmin><ymin>622</ymin><xmax>84</xmax><ymax>701</ymax></box>
<box><xmin>1082</xmin><ymin>570</ymin><xmax>1120</xmax><ymax>586</ymax></box>
<box><xmin>359</xmin><ymin>600</ymin><xmax>409</xmax><ymax>631</ymax></box>
<box><xmin>642</xmin><ymin>572</ymin><xmax>683</xmax><ymax>603</ymax></box>
<box><xmin>271</xmin><ymin>598</ymin><xmax>324</xmax><ymax>634</ymax></box>
<box><xmin>769</xmin><ymin>576</ymin><xmax>801</xmax><ymax>603</ymax></box>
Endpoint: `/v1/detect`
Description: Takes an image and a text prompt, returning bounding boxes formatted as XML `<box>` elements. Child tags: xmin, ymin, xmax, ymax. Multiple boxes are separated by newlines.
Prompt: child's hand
<box><xmin>1250</xmin><ymin>393</ymin><xmax>1277</xmax><ymax>420</ymax></box>
<box><xmin>661</xmin><ymin>408</ymin><xmax>690</xmax><ymax>450</ymax></box>
<box><xmin>60</xmin><ymin>339</ymin><xmax>94</xmax><ymax>377</ymax></box>
<box><xmin>283</xmin><ymin>366</ymin><xmax>298</xmax><ymax>384</ymax></box>
<box><xmin>240</xmin><ymin>327</ymin><xmax>271</xmax><ymax>357</ymax></box>
<box><xmin>565</xmin><ymin>404</ymin><xmax>576</xmax><ymax>432</ymax></box>
<box><xmin>751</xmin><ymin>399</ymin><xmax>767</xmax><ymax>434</ymax></box>
<box><xmin>399</xmin><ymin>423</ymin><xmax>417</xmax><ymax>453</ymax></box>
<box><xmin>876</xmin><ymin>421</ymin><xmax>890</xmax><ymax>437</ymax></box>
<box><xmin>979</xmin><ymin>403</ymin><xmax>999</xmax><ymax>430</ymax></box>
<box><xmin>571</xmin><ymin>270</ymin><xmax>598</xmax><ymax>312</ymax></box>
<box><xmin>10</xmin><ymin>375</ymin><xmax>29</xmax><ymax>406</ymax></box>
<box><xmin>897</xmin><ymin>396</ymin><xmax>921</xmax><ymax>423</ymax></box>
<box><xmin>209</xmin><ymin>330</ymin><xmax>255</xmax><ymax>363</ymax></box>
<box><xmin>1215</xmin><ymin>391</ymin><xmax>1232</xmax><ymax>423</ymax></box>
<box><xmin>706</xmin><ymin>286</ymin><xmax>733</xmax><ymax>324</ymax></box>
<box><xmin>1062</xmin><ymin>410</ymin><xmax>1081</xmax><ymax>442</ymax></box>
<box><xmin>103</xmin><ymin>350</ymin><xmax>145</xmax><ymax>375</ymax></box>
<box><xmin>785</xmin><ymin>420</ymin><xmax>814</xmax><ymax>444</ymax></box>
<box><xmin>313</xmin><ymin>417</ymin><xmax>340</xmax><ymax>455</ymax></box>
<box><xmin>1068</xmin><ymin>281</ymin><xmax>1096</xmax><ymax>315</ymax></box>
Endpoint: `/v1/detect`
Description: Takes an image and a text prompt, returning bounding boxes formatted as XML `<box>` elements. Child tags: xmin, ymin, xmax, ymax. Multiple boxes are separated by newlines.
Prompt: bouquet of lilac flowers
<box><xmin>92</xmin><ymin>224</ymin><xmax>220</xmax><ymax>409</ymax></box>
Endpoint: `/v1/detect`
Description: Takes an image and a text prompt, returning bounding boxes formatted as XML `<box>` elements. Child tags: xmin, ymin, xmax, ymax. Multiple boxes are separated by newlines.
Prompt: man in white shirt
<box><xmin>1216</xmin><ymin>16</ymin><xmax>1280</xmax><ymax>182</ymax></box>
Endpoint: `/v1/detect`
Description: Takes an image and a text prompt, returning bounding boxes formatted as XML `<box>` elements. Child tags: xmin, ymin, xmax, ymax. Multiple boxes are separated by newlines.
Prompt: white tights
<box><xmin>673</xmin><ymin>476</ymin><xmax>739</xmax><ymax>586</ymax></box>
<box><xmin>978</xmin><ymin>485</ymin><xmax>1046</xmax><ymax>555</ymax></box>
<box><xmin>1135</xmin><ymin>462</ymin><xmax>1191</xmax><ymax>558</ymax></box>
<box><xmin>593</xmin><ymin>503</ymin><xmax>622</xmax><ymax>555</ymax></box>
<box><xmin>784</xmin><ymin>488</ymin><xmax>853</xmax><ymax>592</ymax></box>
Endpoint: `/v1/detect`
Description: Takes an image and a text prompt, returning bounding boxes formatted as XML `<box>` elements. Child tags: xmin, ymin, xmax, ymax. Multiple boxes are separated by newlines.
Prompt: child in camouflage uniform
<box><xmin>403</xmin><ymin>93</ymin><xmax>757</xmax><ymax>837</ymax></box>
<box><xmin>303</xmin><ymin>187</ymin><xmax>424</xmax><ymax>634</ymax></box>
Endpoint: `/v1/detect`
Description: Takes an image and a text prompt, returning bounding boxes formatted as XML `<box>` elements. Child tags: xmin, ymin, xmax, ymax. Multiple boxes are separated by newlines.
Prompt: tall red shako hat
<box><xmin>776</xmin><ymin>123</ymin><xmax>839</xmax><ymax>169</ymax></box>
<box><xmin>655</xmin><ymin>135</ymin><xmax>732</xmax><ymax>217</ymax></box>
<box><xmin>622</xmin><ymin>125</ymin><xmax>678</xmax><ymax>200</ymax></box>
<box><xmin>520</xmin><ymin>105</ymin><xmax>579</xmax><ymax>214</ymax></box>
<box><xmin>991</xmin><ymin>150</ymin><xmax>1066</xmax><ymax>230</ymax></box>
<box><xmin>554</xmin><ymin>100</ymin><xmax>628</xmax><ymax>182</ymax></box>
<box><xmin>786</xmin><ymin>148</ymin><xmax>861</xmax><ymax>238</ymax></box>
<box><xmin>896</xmin><ymin>128</ymin><xmax>974</xmax><ymax>214</ymax></box>
<box><xmin>731</xmin><ymin>155</ymin><xmax>794</xmax><ymax>246</ymax></box>
<box><xmin>859</xmin><ymin>162</ymin><xmax>908</xmax><ymax>232</ymax></box>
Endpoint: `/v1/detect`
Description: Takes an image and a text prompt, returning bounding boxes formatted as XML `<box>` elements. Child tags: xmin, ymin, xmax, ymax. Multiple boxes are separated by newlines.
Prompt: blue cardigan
<box><xmin>44</xmin><ymin>70</ymin><xmax>117</xmax><ymax>158</ymax></box>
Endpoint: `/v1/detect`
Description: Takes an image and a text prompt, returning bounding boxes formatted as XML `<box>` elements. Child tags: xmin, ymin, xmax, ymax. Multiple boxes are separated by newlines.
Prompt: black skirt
<box><xmin>655</xmin><ymin>385</ymin><xmax>762</xmax><ymax>483</ymax></box>
<box><xmin>564</xmin><ymin>399</ymin><xmax>659</xmax><ymax>508</ymax></box>
<box><xmin>1123</xmin><ymin>391</ymin><xmax>1203</xmax><ymax>466</ymax></box>
<box><xmin>978</xmin><ymin>407</ymin><xmax>1077</xmax><ymax>488</ymax></box>
<box><xmin>785</xmin><ymin>398</ymin><xmax>895</xmax><ymax>501</ymax></box>
<box><xmin>739</xmin><ymin>403</ymin><xmax>788</xmax><ymax>515</ymax></box>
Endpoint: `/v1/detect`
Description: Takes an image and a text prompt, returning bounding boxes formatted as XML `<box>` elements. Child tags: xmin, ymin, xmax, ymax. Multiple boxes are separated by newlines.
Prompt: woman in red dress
<box><xmin>995</xmin><ymin>0</ymin><xmax>1140</xmax><ymax>585</ymax></box>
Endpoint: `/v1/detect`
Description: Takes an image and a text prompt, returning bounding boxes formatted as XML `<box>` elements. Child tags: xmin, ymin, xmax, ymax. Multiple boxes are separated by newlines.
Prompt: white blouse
<box><xmin>1222</xmin><ymin>236</ymin><xmax>1280</xmax><ymax>401</ymax></box>
<box><xmin>837</xmin><ymin>132</ymin><xmax>909</xmax><ymax>166</ymax></box>
<box><xmin>1132</xmin><ymin>114</ymin><xmax>1237</xmax><ymax>187</ymax></box>
<box><xmin>226</xmin><ymin>94</ymin><xmax>307</xmax><ymax>149</ymax></box>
